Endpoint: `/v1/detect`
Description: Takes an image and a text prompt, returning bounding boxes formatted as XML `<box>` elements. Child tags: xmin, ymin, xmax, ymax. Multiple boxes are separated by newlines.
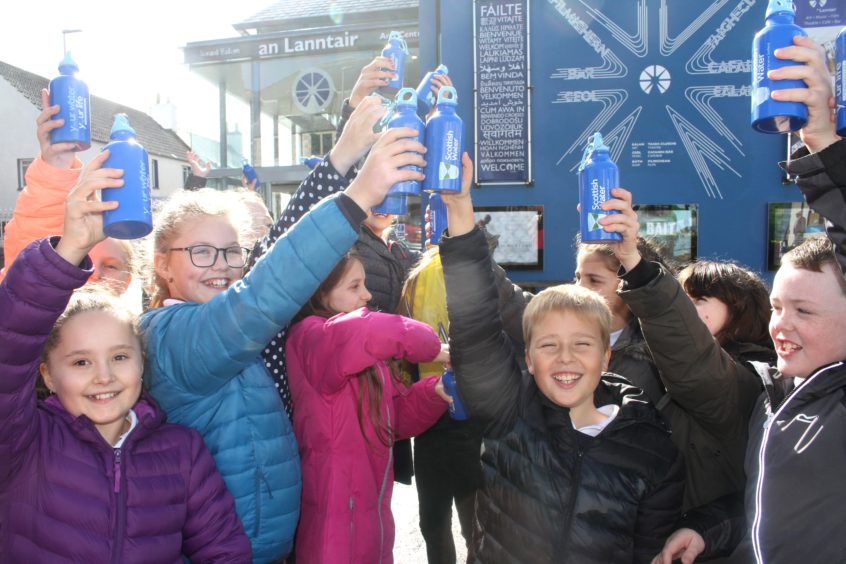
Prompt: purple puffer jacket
<box><xmin>0</xmin><ymin>238</ymin><xmax>251</xmax><ymax>563</ymax></box>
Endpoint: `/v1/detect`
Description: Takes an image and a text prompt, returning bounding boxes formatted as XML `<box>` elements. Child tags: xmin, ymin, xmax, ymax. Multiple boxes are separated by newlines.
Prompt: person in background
<box><xmin>0</xmin><ymin>153</ymin><xmax>250</xmax><ymax>562</ymax></box>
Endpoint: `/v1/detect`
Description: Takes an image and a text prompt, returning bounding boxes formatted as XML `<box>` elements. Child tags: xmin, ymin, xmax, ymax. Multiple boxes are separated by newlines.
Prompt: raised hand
<box><xmin>54</xmin><ymin>150</ymin><xmax>122</xmax><ymax>267</ymax></box>
<box><xmin>37</xmin><ymin>88</ymin><xmax>77</xmax><ymax>170</ymax></box>
<box><xmin>441</xmin><ymin>152</ymin><xmax>476</xmax><ymax>237</ymax></box>
<box><xmin>329</xmin><ymin>95</ymin><xmax>388</xmax><ymax>175</ymax></box>
<box><xmin>344</xmin><ymin>127</ymin><xmax>426</xmax><ymax>212</ymax></box>
<box><xmin>597</xmin><ymin>187</ymin><xmax>642</xmax><ymax>272</ymax></box>
<box><xmin>349</xmin><ymin>57</ymin><xmax>396</xmax><ymax>108</ymax></box>
<box><xmin>186</xmin><ymin>150</ymin><xmax>212</xmax><ymax>178</ymax></box>
<box><xmin>772</xmin><ymin>35</ymin><xmax>840</xmax><ymax>153</ymax></box>
<box><xmin>427</xmin><ymin>73</ymin><xmax>454</xmax><ymax>120</ymax></box>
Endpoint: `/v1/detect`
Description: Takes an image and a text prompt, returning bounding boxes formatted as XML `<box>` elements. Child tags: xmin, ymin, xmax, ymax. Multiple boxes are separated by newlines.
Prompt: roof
<box><xmin>237</xmin><ymin>0</ymin><xmax>417</xmax><ymax>28</ymax></box>
<box><xmin>0</xmin><ymin>60</ymin><xmax>190</xmax><ymax>160</ymax></box>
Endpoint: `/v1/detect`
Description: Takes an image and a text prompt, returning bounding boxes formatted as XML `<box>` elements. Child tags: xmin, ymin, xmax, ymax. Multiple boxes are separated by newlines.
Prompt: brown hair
<box><xmin>297</xmin><ymin>252</ymin><xmax>398</xmax><ymax>448</ymax></box>
<box><xmin>576</xmin><ymin>235</ymin><xmax>675</xmax><ymax>275</ymax></box>
<box><xmin>147</xmin><ymin>189</ymin><xmax>249</xmax><ymax>309</ymax></box>
<box><xmin>522</xmin><ymin>284</ymin><xmax>612</xmax><ymax>351</ymax></box>
<box><xmin>781</xmin><ymin>236</ymin><xmax>846</xmax><ymax>295</ymax></box>
<box><xmin>678</xmin><ymin>261</ymin><xmax>771</xmax><ymax>346</ymax></box>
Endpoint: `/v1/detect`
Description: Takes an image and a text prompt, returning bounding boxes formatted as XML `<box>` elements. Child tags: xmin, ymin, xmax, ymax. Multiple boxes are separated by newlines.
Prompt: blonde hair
<box><xmin>147</xmin><ymin>188</ymin><xmax>250</xmax><ymax>309</ymax></box>
<box><xmin>522</xmin><ymin>284</ymin><xmax>612</xmax><ymax>350</ymax></box>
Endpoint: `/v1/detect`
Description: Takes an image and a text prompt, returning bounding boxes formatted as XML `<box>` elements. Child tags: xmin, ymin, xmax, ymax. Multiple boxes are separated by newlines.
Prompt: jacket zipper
<box><xmin>377</xmin><ymin>365</ymin><xmax>393</xmax><ymax>564</ymax></box>
<box><xmin>557</xmin><ymin>448</ymin><xmax>584</xmax><ymax>556</ymax></box>
<box><xmin>110</xmin><ymin>448</ymin><xmax>126</xmax><ymax>564</ymax></box>
<box><xmin>750</xmin><ymin>362</ymin><xmax>842</xmax><ymax>563</ymax></box>
<box><xmin>349</xmin><ymin>496</ymin><xmax>355</xmax><ymax>557</ymax></box>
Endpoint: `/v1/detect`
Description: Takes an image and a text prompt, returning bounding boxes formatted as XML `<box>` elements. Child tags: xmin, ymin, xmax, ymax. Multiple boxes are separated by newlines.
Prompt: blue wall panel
<box><xmin>432</xmin><ymin>0</ymin><xmax>805</xmax><ymax>284</ymax></box>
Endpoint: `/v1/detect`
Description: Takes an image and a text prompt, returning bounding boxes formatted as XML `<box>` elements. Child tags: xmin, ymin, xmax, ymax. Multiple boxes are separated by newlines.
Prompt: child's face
<box><xmin>770</xmin><ymin>262</ymin><xmax>846</xmax><ymax>377</ymax></box>
<box><xmin>156</xmin><ymin>215</ymin><xmax>244</xmax><ymax>304</ymax></box>
<box><xmin>525</xmin><ymin>309</ymin><xmax>610</xmax><ymax>414</ymax></box>
<box><xmin>322</xmin><ymin>260</ymin><xmax>372</xmax><ymax>314</ymax></box>
<box><xmin>88</xmin><ymin>238</ymin><xmax>132</xmax><ymax>295</ymax></box>
<box><xmin>575</xmin><ymin>252</ymin><xmax>629</xmax><ymax>326</ymax></box>
<box><xmin>689</xmin><ymin>295</ymin><xmax>730</xmax><ymax>338</ymax></box>
<box><xmin>365</xmin><ymin>213</ymin><xmax>395</xmax><ymax>236</ymax></box>
<box><xmin>40</xmin><ymin>311</ymin><xmax>143</xmax><ymax>443</ymax></box>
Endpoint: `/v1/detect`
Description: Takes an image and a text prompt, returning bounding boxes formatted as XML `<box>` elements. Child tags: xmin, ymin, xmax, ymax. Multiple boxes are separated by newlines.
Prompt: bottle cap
<box><xmin>110</xmin><ymin>114</ymin><xmax>136</xmax><ymax>140</ymax></box>
<box><xmin>58</xmin><ymin>52</ymin><xmax>79</xmax><ymax>75</ymax></box>
<box><xmin>387</xmin><ymin>31</ymin><xmax>409</xmax><ymax>54</ymax></box>
<box><xmin>395</xmin><ymin>87</ymin><xmax>418</xmax><ymax>107</ymax></box>
<box><xmin>436</xmin><ymin>86</ymin><xmax>458</xmax><ymax>106</ymax></box>
<box><xmin>578</xmin><ymin>132</ymin><xmax>607</xmax><ymax>172</ymax></box>
<box><xmin>435</xmin><ymin>64</ymin><xmax>449</xmax><ymax>75</ymax></box>
<box><xmin>766</xmin><ymin>0</ymin><xmax>795</xmax><ymax>18</ymax></box>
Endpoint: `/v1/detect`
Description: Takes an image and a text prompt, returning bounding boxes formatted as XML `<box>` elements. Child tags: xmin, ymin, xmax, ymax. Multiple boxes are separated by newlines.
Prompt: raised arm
<box><xmin>288</xmin><ymin>308</ymin><xmax>441</xmax><ymax>395</ymax></box>
<box><xmin>441</xmin><ymin>153</ymin><xmax>522</xmax><ymax>434</ymax></box>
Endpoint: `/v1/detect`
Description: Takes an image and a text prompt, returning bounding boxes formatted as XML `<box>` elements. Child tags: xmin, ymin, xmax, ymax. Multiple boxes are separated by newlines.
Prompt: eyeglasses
<box><xmin>168</xmin><ymin>245</ymin><xmax>251</xmax><ymax>268</ymax></box>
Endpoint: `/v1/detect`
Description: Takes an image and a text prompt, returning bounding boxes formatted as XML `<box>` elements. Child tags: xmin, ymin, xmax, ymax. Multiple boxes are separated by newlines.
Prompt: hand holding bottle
<box><xmin>349</xmin><ymin>57</ymin><xmax>396</xmax><ymax>108</ymax></box>
<box><xmin>771</xmin><ymin>35</ymin><xmax>839</xmax><ymax>153</ymax></box>
<box><xmin>330</xmin><ymin>96</ymin><xmax>388</xmax><ymax>175</ymax></box>
<box><xmin>597</xmin><ymin>187</ymin><xmax>643</xmax><ymax>273</ymax></box>
<box><xmin>36</xmin><ymin>88</ymin><xmax>77</xmax><ymax>169</ymax></box>
<box><xmin>441</xmin><ymin>152</ymin><xmax>475</xmax><ymax>237</ymax></box>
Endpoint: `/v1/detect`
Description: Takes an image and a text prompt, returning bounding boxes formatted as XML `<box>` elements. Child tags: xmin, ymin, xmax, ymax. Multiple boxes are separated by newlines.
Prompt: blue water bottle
<box><xmin>437</xmin><ymin>323</ymin><xmax>468</xmax><ymax>420</ymax></box>
<box><xmin>579</xmin><ymin>133</ymin><xmax>621</xmax><ymax>243</ymax></box>
<box><xmin>751</xmin><ymin>0</ymin><xmax>808</xmax><ymax>133</ymax></box>
<box><xmin>101</xmin><ymin>114</ymin><xmax>152</xmax><ymax>239</ymax></box>
<box><xmin>242</xmin><ymin>160</ymin><xmax>259</xmax><ymax>187</ymax></box>
<box><xmin>416</xmin><ymin>64</ymin><xmax>449</xmax><ymax>116</ymax></box>
<box><xmin>427</xmin><ymin>193</ymin><xmax>448</xmax><ymax>245</ymax></box>
<box><xmin>372</xmin><ymin>88</ymin><xmax>425</xmax><ymax>215</ymax></box>
<box><xmin>836</xmin><ymin>27</ymin><xmax>846</xmax><ymax>136</ymax></box>
<box><xmin>49</xmin><ymin>52</ymin><xmax>90</xmax><ymax>151</ymax></box>
<box><xmin>378</xmin><ymin>31</ymin><xmax>408</xmax><ymax>98</ymax></box>
<box><xmin>301</xmin><ymin>156</ymin><xmax>322</xmax><ymax>169</ymax></box>
<box><xmin>424</xmin><ymin>87</ymin><xmax>463</xmax><ymax>193</ymax></box>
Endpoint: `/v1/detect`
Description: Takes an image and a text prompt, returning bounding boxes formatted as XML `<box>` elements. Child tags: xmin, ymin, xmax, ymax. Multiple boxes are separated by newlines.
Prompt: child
<box><xmin>0</xmin><ymin>153</ymin><xmax>250</xmax><ymax>562</ymax></box>
<box><xmin>285</xmin><ymin>251</ymin><xmax>451</xmax><ymax>563</ymax></box>
<box><xmin>440</xmin><ymin>154</ymin><xmax>684</xmax><ymax>562</ymax></box>
<box><xmin>140</xmin><ymin>125</ymin><xmax>425</xmax><ymax>562</ymax></box>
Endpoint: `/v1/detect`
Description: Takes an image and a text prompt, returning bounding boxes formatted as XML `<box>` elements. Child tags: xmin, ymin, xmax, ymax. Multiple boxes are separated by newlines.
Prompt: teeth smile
<box><xmin>204</xmin><ymin>279</ymin><xmax>228</xmax><ymax>288</ymax></box>
<box><xmin>553</xmin><ymin>374</ymin><xmax>580</xmax><ymax>383</ymax></box>
<box><xmin>781</xmin><ymin>342</ymin><xmax>801</xmax><ymax>352</ymax></box>
<box><xmin>89</xmin><ymin>392</ymin><xmax>118</xmax><ymax>401</ymax></box>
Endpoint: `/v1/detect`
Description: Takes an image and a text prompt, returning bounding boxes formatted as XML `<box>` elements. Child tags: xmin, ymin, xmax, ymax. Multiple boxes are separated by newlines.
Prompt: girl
<box><xmin>0</xmin><ymin>154</ymin><xmax>250</xmax><ymax>562</ymax></box>
<box><xmin>574</xmin><ymin>237</ymin><xmax>670</xmax><ymax>405</ymax></box>
<box><xmin>602</xmin><ymin>188</ymin><xmax>772</xmax><ymax>512</ymax></box>
<box><xmin>140</xmin><ymin>125</ymin><xmax>424</xmax><ymax>562</ymax></box>
<box><xmin>439</xmin><ymin>158</ymin><xmax>684</xmax><ymax>563</ymax></box>
<box><xmin>285</xmin><ymin>251</ymin><xmax>452</xmax><ymax>563</ymax></box>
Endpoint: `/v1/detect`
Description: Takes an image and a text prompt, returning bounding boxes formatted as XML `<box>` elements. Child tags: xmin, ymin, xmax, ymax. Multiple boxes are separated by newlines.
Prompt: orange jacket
<box><xmin>0</xmin><ymin>155</ymin><xmax>82</xmax><ymax>282</ymax></box>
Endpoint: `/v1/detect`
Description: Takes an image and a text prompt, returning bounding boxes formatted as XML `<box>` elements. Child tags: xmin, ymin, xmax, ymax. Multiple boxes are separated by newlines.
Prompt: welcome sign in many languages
<box><xmin>474</xmin><ymin>0</ymin><xmax>531</xmax><ymax>184</ymax></box>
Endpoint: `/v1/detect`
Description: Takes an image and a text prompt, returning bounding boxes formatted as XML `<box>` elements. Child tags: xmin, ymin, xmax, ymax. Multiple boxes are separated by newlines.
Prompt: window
<box><xmin>301</xmin><ymin>131</ymin><xmax>334</xmax><ymax>157</ymax></box>
<box><xmin>17</xmin><ymin>158</ymin><xmax>33</xmax><ymax>190</ymax></box>
<box><xmin>182</xmin><ymin>165</ymin><xmax>191</xmax><ymax>186</ymax></box>
<box><xmin>151</xmin><ymin>159</ymin><xmax>160</xmax><ymax>190</ymax></box>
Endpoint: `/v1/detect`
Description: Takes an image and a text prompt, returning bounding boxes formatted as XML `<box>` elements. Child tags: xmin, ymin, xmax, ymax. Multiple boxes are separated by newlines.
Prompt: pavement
<box><xmin>391</xmin><ymin>475</ymin><xmax>468</xmax><ymax>564</ymax></box>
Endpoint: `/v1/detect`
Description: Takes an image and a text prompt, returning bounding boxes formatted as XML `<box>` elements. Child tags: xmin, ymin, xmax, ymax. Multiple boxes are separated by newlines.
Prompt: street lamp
<box><xmin>62</xmin><ymin>29</ymin><xmax>82</xmax><ymax>55</ymax></box>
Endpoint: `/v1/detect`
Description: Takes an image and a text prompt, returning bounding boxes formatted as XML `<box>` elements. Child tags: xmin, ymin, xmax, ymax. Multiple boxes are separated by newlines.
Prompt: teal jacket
<box><xmin>140</xmin><ymin>194</ymin><xmax>363</xmax><ymax>563</ymax></box>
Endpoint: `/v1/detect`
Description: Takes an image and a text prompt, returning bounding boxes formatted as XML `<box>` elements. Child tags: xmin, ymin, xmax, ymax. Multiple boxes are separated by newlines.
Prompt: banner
<box><xmin>473</xmin><ymin>0</ymin><xmax>532</xmax><ymax>184</ymax></box>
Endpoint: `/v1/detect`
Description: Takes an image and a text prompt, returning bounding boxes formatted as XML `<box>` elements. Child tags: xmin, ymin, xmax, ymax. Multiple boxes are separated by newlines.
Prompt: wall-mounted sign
<box><xmin>473</xmin><ymin>0</ymin><xmax>532</xmax><ymax>185</ymax></box>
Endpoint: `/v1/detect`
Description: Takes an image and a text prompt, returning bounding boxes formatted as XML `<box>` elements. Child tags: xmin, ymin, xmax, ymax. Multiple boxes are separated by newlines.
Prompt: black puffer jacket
<box><xmin>355</xmin><ymin>225</ymin><xmax>420</xmax><ymax>313</ymax></box>
<box><xmin>442</xmin><ymin>227</ymin><xmax>684</xmax><ymax>563</ymax></box>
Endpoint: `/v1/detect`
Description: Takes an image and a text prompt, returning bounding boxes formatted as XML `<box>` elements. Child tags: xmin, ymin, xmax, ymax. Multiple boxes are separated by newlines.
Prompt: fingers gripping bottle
<box><xmin>437</xmin><ymin>324</ymin><xmax>468</xmax><ymax>421</ymax></box>
<box><xmin>242</xmin><ymin>160</ymin><xmax>259</xmax><ymax>187</ymax></box>
<box><xmin>378</xmin><ymin>31</ymin><xmax>408</xmax><ymax>98</ymax></box>
<box><xmin>579</xmin><ymin>133</ymin><xmax>621</xmax><ymax>243</ymax></box>
<box><xmin>416</xmin><ymin>64</ymin><xmax>449</xmax><ymax>116</ymax></box>
<box><xmin>836</xmin><ymin>27</ymin><xmax>846</xmax><ymax>136</ymax></box>
<box><xmin>426</xmin><ymin>193</ymin><xmax>448</xmax><ymax>245</ymax></box>
<box><xmin>751</xmin><ymin>0</ymin><xmax>808</xmax><ymax>133</ymax></box>
<box><xmin>423</xmin><ymin>87</ymin><xmax>463</xmax><ymax>193</ymax></box>
<box><xmin>102</xmin><ymin>114</ymin><xmax>152</xmax><ymax>239</ymax></box>
<box><xmin>49</xmin><ymin>52</ymin><xmax>91</xmax><ymax>150</ymax></box>
<box><xmin>373</xmin><ymin>88</ymin><xmax>425</xmax><ymax>215</ymax></box>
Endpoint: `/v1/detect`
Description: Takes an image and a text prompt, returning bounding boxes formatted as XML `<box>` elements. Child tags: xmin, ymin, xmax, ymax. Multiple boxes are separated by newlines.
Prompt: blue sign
<box><xmin>473</xmin><ymin>0</ymin><xmax>532</xmax><ymax>184</ymax></box>
<box><xmin>437</xmin><ymin>0</ymin><xmax>800</xmax><ymax>283</ymax></box>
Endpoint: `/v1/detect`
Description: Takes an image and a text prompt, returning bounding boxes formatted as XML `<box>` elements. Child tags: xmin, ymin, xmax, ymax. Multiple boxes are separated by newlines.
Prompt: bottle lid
<box><xmin>58</xmin><ymin>52</ymin><xmax>79</xmax><ymax>75</ymax></box>
<box><xmin>110</xmin><ymin>114</ymin><xmax>136</xmax><ymax>139</ymax></box>
<box><xmin>395</xmin><ymin>87</ymin><xmax>418</xmax><ymax>107</ymax></box>
<box><xmin>578</xmin><ymin>132</ymin><xmax>608</xmax><ymax>172</ymax></box>
<box><xmin>437</xmin><ymin>86</ymin><xmax>458</xmax><ymax>106</ymax></box>
<box><xmin>387</xmin><ymin>31</ymin><xmax>409</xmax><ymax>54</ymax></box>
<box><xmin>435</xmin><ymin>64</ymin><xmax>449</xmax><ymax>75</ymax></box>
<box><xmin>766</xmin><ymin>0</ymin><xmax>795</xmax><ymax>18</ymax></box>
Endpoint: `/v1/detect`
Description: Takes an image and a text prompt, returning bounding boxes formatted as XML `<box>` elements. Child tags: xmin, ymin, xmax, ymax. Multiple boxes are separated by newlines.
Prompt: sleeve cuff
<box><xmin>334</xmin><ymin>193</ymin><xmax>367</xmax><ymax>228</ymax></box>
<box><xmin>619</xmin><ymin>258</ymin><xmax>659</xmax><ymax>289</ymax></box>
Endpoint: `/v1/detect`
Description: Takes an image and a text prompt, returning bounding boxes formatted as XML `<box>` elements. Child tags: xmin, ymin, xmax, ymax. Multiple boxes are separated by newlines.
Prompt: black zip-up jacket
<box><xmin>441</xmin><ymin>227</ymin><xmax>684</xmax><ymax>563</ymax></box>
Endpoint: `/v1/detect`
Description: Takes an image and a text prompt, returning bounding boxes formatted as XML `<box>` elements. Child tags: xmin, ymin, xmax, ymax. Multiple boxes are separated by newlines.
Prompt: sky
<box><xmin>0</xmin><ymin>0</ymin><xmax>275</xmax><ymax>139</ymax></box>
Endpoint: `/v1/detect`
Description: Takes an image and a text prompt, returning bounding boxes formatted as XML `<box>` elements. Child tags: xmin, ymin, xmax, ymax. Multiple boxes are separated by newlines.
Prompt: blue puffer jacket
<box><xmin>140</xmin><ymin>194</ymin><xmax>363</xmax><ymax>563</ymax></box>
